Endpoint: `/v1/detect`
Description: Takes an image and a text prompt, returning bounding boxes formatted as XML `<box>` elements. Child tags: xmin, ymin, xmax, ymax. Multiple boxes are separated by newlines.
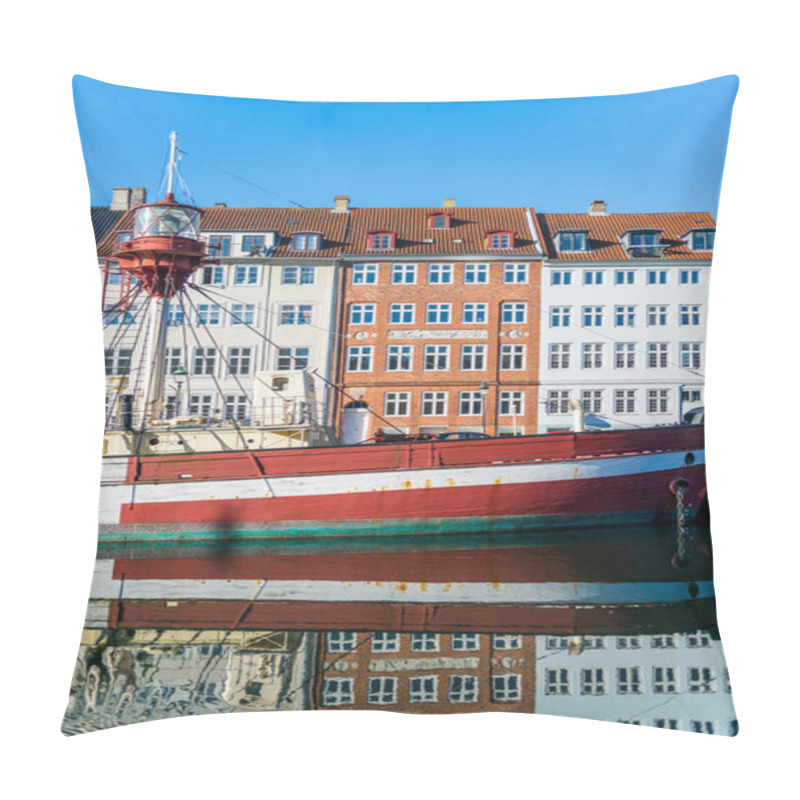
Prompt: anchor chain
<box><xmin>672</xmin><ymin>483</ymin><xmax>690</xmax><ymax>569</ymax></box>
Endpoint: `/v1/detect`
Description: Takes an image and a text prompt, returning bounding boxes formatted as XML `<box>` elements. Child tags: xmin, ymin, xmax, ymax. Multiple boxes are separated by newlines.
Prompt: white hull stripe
<box><xmin>99</xmin><ymin>450</ymin><xmax>703</xmax><ymax>524</ymax></box>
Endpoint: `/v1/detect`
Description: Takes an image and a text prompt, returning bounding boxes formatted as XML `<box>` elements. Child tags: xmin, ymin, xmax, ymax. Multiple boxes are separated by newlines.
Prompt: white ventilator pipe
<box><xmin>570</xmin><ymin>397</ymin><xmax>585</xmax><ymax>433</ymax></box>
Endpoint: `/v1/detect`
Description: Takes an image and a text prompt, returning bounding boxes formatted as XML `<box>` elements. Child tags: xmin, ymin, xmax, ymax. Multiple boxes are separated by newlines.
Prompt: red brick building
<box><xmin>314</xmin><ymin>630</ymin><xmax>536</xmax><ymax>713</ymax></box>
<box><xmin>333</xmin><ymin>204</ymin><xmax>545</xmax><ymax>441</ymax></box>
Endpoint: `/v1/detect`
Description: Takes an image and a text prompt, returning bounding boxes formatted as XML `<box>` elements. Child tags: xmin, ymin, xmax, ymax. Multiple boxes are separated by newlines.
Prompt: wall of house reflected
<box><xmin>63</xmin><ymin>628</ymin><xmax>736</xmax><ymax>736</ymax></box>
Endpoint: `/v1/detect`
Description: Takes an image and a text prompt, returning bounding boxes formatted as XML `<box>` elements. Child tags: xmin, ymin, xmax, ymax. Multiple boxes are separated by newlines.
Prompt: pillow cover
<box><xmin>63</xmin><ymin>75</ymin><xmax>738</xmax><ymax>736</ymax></box>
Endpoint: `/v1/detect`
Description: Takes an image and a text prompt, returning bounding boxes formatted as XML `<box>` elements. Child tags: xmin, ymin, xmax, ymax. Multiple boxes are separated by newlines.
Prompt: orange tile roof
<box><xmin>537</xmin><ymin>212</ymin><xmax>716</xmax><ymax>261</ymax></box>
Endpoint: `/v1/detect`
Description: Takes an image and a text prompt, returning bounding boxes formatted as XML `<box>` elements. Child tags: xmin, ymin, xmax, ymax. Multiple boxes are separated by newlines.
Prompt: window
<box><xmin>583</xmin><ymin>270</ymin><xmax>604</xmax><ymax>285</ymax></box>
<box><xmin>346</xmin><ymin>346</ymin><xmax>373</xmax><ymax>372</ymax></box>
<box><xmin>617</xmin><ymin>667</ymin><xmax>642</xmax><ymax>695</ymax></box>
<box><xmin>104</xmin><ymin>348</ymin><xmax>132</xmax><ymax>376</ymax></box>
<box><xmin>550</xmin><ymin>307</ymin><xmax>571</xmax><ymax>327</ymax></box>
<box><xmin>421</xmin><ymin>391</ymin><xmax>447</xmax><ymax>416</ymax></box>
<box><xmin>558</xmin><ymin>231</ymin><xmax>587</xmax><ymax>252</ymax></box>
<box><xmin>384</xmin><ymin>392</ymin><xmax>410</xmax><ymax>416</ymax></box>
<box><xmin>653</xmin><ymin>666</ymin><xmax>677</xmax><ymax>693</ymax></box>
<box><xmin>692</xmin><ymin>230</ymin><xmax>715</xmax><ymax>250</ymax></box>
<box><xmin>227</xmin><ymin>346</ymin><xmax>252</xmax><ymax>376</ymax></box>
<box><xmin>583</xmin><ymin>306</ymin><xmax>603</xmax><ymax>327</ymax></box>
<box><xmin>488</xmin><ymin>232</ymin><xmax>513</xmax><ymax>249</ymax></box>
<box><xmin>503</xmin><ymin>263</ymin><xmax>528</xmax><ymax>283</ymax></box>
<box><xmin>680</xmin><ymin>269</ymin><xmax>700</xmax><ymax>284</ymax></box>
<box><xmin>164</xmin><ymin>348</ymin><xmax>183</xmax><ymax>375</ymax></box>
<box><xmin>492</xmin><ymin>634</ymin><xmax>521</xmax><ymax>649</ymax></box>
<box><xmin>499</xmin><ymin>391</ymin><xmax>524</xmax><ymax>416</ymax></box>
<box><xmin>450</xmin><ymin>633</ymin><xmax>479</xmax><ymax>651</ymax></box>
<box><xmin>616</xmin><ymin>636</ymin><xmax>641</xmax><ymax>649</ymax></box>
<box><xmin>461</xmin><ymin>344</ymin><xmax>486</xmax><ymax>371</ymax></box>
<box><xmin>581</xmin><ymin>390</ymin><xmax>602</xmax><ymax>413</ymax></box>
<box><xmin>233</xmin><ymin>264</ymin><xmax>260</xmax><ymax>285</ymax></box>
<box><xmin>196</xmin><ymin>304</ymin><xmax>222</xmax><ymax>326</ymax></box>
<box><xmin>280</xmin><ymin>304</ymin><xmax>312</xmax><ymax>325</ymax></box>
<box><xmin>501</xmin><ymin>302</ymin><xmax>526</xmax><ymax>323</ymax></box>
<box><xmin>462</xmin><ymin>303</ymin><xmax>488</xmax><ymax>323</ymax></box>
<box><xmin>188</xmin><ymin>394</ymin><xmax>213</xmax><ymax>416</ymax></box>
<box><xmin>615</xmin><ymin>270</ymin><xmax>635</xmax><ymax>285</ymax></box>
<box><xmin>546</xmin><ymin>636</ymin><xmax>571</xmax><ymax>650</ymax></box>
<box><xmin>580</xmin><ymin>668</ymin><xmax>606</xmax><ymax>695</ymax></box>
<box><xmin>352</xmin><ymin>264</ymin><xmax>378</xmax><ymax>284</ymax></box>
<box><xmin>680</xmin><ymin>305</ymin><xmax>701</xmax><ymax>326</ymax></box>
<box><xmin>548</xmin><ymin>391</ymin><xmax>570</xmax><ymax>414</ymax></box>
<box><xmin>655</xmin><ymin>719</ymin><xmax>680</xmax><ymax>730</ymax></box>
<box><xmin>428</xmin><ymin>213</ymin><xmax>450</xmax><ymax>229</ymax></box>
<box><xmin>241</xmin><ymin>235</ymin><xmax>266</xmax><ymax>255</ymax></box>
<box><xmin>409</xmin><ymin>676</ymin><xmax>437</xmax><ymax>703</ymax></box>
<box><xmin>167</xmin><ymin>305</ymin><xmax>185</xmax><ymax>326</ymax></box>
<box><xmin>500</xmin><ymin>344</ymin><xmax>525</xmax><ymax>370</ymax></box>
<box><xmin>449</xmin><ymin>675</ymin><xmax>478</xmax><ymax>703</ymax></box>
<box><xmin>681</xmin><ymin>342</ymin><xmax>702</xmax><ymax>369</ymax></box>
<box><xmin>410</xmin><ymin>633</ymin><xmax>439</xmax><ymax>652</ymax></box>
<box><xmin>350</xmin><ymin>304</ymin><xmax>376</xmax><ymax>325</ymax></box>
<box><xmin>208</xmin><ymin>235</ymin><xmax>231</xmax><ymax>257</ymax></box>
<box><xmin>545</xmin><ymin>669</ymin><xmax>570</xmax><ymax>695</ymax></box>
<box><xmin>391</xmin><ymin>263</ymin><xmax>416</xmax><ymax>284</ymax></box>
<box><xmin>614</xmin><ymin>389</ymin><xmax>636</xmax><ymax>414</ymax></box>
<box><xmin>322</xmin><ymin>677</ymin><xmax>353</xmax><ymax>706</ymax></box>
<box><xmin>690</xmin><ymin>721</ymin><xmax>716</xmax><ymax>735</ymax></box>
<box><xmin>686</xmin><ymin>631</ymin><xmax>711</xmax><ymax>648</ymax></box>
<box><xmin>549</xmin><ymin>344</ymin><xmax>570</xmax><ymax>370</ymax></box>
<box><xmin>551</xmin><ymin>270</ymin><xmax>573</xmax><ymax>285</ymax></box>
<box><xmin>428</xmin><ymin>263</ymin><xmax>453</xmax><ymax>284</ymax></box>
<box><xmin>389</xmin><ymin>303</ymin><xmax>414</xmax><ymax>324</ymax></box>
<box><xmin>230</xmin><ymin>303</ymin><xmax>256</xmax><ymax>325</ymax></box>
<box><xmin>582</xmin><ymin>637</ymin><xmax>606</xmax><ymax>649</ymax></box>
<box><xmin>647</xmin><ymin>389</ymin><xmax>669</xmax><ymax>413</ymax></box>
<box><xmin>464</xmin><ymin>263</ymin><xmax>489</xmax><ymax>284</ymax></box>
<box><xmin>682</xmin><ymin>389</ymin><xmax>702</xmax><ymax>403</ymax></box>
<box><xmin>423</xmin><ymin>345</ymin><xmax>449</xmax><ymax>371</ymax></box>
<box><xmin>491</xmin><ymin>674</ymin><xmax>521</xmax><ymax>702</ymax></box>
<box><xmin>651</xmin><ymin>635</ymin><xmax>676</xmax><ymax>649</ymax></box>
<box><xmin>224</xmin><ymin>394</ymin><xmax>249</xmax><ymax>421</ymax></box>
<box><xmin>647</xmin><ymin>269</ymin><xmax>667</xmax><ymax>285</ymax></box>
<box><xmin>615</xmin><ymin>343</ymin><xmax>635</xmax><ymax>369</ymax></box>
<box><xmin>291</xmin><ymin>233</ymin><xmax>321</xmax><ymax>251</ymax></box>
<box><xmin>367</xmin><ymin>677</ymin><xmax>397</xmax><ymax>705</ymax></box>
<box><xmin>386</xmin><ymin>345</ymin><xmax>413</xmax><ymax>371</ymax></box>
<box><xmin>426</xmin><ymin>303</ymin><xmax>452</xmax><ymax>324</ymax></box>
<box><xmin>647</xmin><ymin>305</ymin><xmax>668</xmax><ymax>326</ymax></box>
<box><xmin>647</xmin><ymin>343</ymin><xmax>669</xmax><ymax>368</ymax></box>
<box><xmin>192</xmin><ymin>348</ymin><xmax>216</xmax><ymax>375</ymax></box>
<box><xmin>582</xmin><ymin>343</ymin><xmax>603</xmax><ymax>369</ymax></box>
<box><xmin>459</xmin><ymin>391</ymin><xmax>484</xmax><ymax>416</ymax></box>
<box><xmin>369</xmin><ymin>232</ymin><xmax>395</xmax><ymax>250</ymax></box>
<box><xmin>628</xmin><ymin>231</ymin><xmax>662</xmax><ymax>257</ymax></box>
<box><xmin>688</xmin><ymin>667</ymin><xmax>715</xmax><ymax>693</ymax></box>
<box><xmin>371</xmin><ymin>632</ymin><xmax>400</xmax><ymax>652</ymax></box>
<box><xmin>282</xmin><ymin>265</ymin><xmax>315</xmax><ymax>284</ymax></box>
<box><xmin>327</xmin><ymin>631</ymin><xmax>357</xmax><ymax>652</ymax></box>
<box><xmin>201</xmin><ymin>264</ymin><xmax>225</xmax><ymax>285</ymax></box>
<box><xmin>102</xmin><ymin>304</ymin><xmax>137</xmax><ymax>326</ymax></box>
<box><xmin>276</xmin><ymin>347</ymin><xmax>310</xmax><ymax>370</ymax></box>
<box><xmin>615</xmin><ymin>306</ymin><xmax>636</xmax><ymax>327</ymax></box>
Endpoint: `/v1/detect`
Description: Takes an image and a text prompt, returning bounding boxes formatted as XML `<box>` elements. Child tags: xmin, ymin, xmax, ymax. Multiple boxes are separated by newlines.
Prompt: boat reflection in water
<box><xmin>63</xmin><ymin>526</ymin><xmax>736</xmax><ymax>736</ymax></box>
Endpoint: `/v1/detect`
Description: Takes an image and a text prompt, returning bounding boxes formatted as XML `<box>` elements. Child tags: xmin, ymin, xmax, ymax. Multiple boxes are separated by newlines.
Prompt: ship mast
<box><xmin>110</xmin><ymin>132</ymin><xmax>211</xmax><ymax>431</ymax></box>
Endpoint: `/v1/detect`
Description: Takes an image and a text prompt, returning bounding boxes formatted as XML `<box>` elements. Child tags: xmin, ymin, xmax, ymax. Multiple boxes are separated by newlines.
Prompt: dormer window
<box><xmin>427</xmin><ymin>213</ymin><xmax>451</xmax><ymax>229</ymax></box>
<box><xmin>291</xmin><ymin>232</ymin><xmax>322</xmax><ymax>251</ymax></box>
<box><xmin>368</xmin><ymin>231</ymin><xmax>396</xmax><ymax>250</ymax></box>
<box><xmin>623</xmin><ymin>230</ymin><xmax>665</xmax><ymax>258</ymax></box>
<box><xmin>689</xmin><ymin>229</ymin><xmax>715</xmax><ymax>251</ymax></box>
<box><xmin>557</xmin><ymin>230</ymin><xmax>588</xmax><ymax>253</ymax></box>
<box><xmin>486</xmin><ymin>230</ymin><xmax>514</xmax><ymax>249</ymax></box>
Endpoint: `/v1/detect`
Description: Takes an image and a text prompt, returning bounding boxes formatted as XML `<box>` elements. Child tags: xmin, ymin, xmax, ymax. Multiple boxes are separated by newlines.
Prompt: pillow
<box><xmin>63</xmin><ymin>75</ymin><xmax>738</xmax><ymax>736</ymax></box>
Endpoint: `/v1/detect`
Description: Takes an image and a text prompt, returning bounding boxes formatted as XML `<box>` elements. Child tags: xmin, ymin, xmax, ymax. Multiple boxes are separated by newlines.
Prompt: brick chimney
<box><xmin>333</xmin><ymin>195</ymin><xmax>350</xmax><ymax>212</ymax></box>
<box><xmin>130</xmin><ymin>187</ymin><xmax>147</xmax><ymax>207</ymax></box>
<box><xmin>111</xmin><ymin>187</ymin><xmax>131</xmax><ymax>210</ymax></box>
<box><xmin>443</xmin><ymin>198</ymin><xmax>456</xmax><ymax>208</ymax></box>
<box><xmin>588</xmin><ymin>200</ymin><xmax>607</xmax><ymax>216</ymax></box>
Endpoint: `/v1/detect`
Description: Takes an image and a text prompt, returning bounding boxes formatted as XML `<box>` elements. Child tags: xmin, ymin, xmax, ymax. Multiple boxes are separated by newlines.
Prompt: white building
<box><xmin>535</xmin><ymin>630</ymin><xmax>736</xmax><ymax>735</ymax></box>
<box><xmin>536</xmin><ymin>204</ymin><xmax>715</xmax><ymax>432</ymax></box>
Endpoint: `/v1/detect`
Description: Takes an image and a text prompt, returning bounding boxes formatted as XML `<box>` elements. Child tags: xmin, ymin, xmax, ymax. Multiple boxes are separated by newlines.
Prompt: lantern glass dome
<box><xmin>133</xmin><ymin>204</ymin><xmax>201</xmax><ymax>240</ymax></box>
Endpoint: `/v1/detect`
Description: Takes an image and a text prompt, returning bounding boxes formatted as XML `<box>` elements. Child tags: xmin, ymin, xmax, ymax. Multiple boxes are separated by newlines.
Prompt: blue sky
<box><xmin>73</xmin><ymin>75</ymin><xmax>738</xmax><ymax>215</ymax></box>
